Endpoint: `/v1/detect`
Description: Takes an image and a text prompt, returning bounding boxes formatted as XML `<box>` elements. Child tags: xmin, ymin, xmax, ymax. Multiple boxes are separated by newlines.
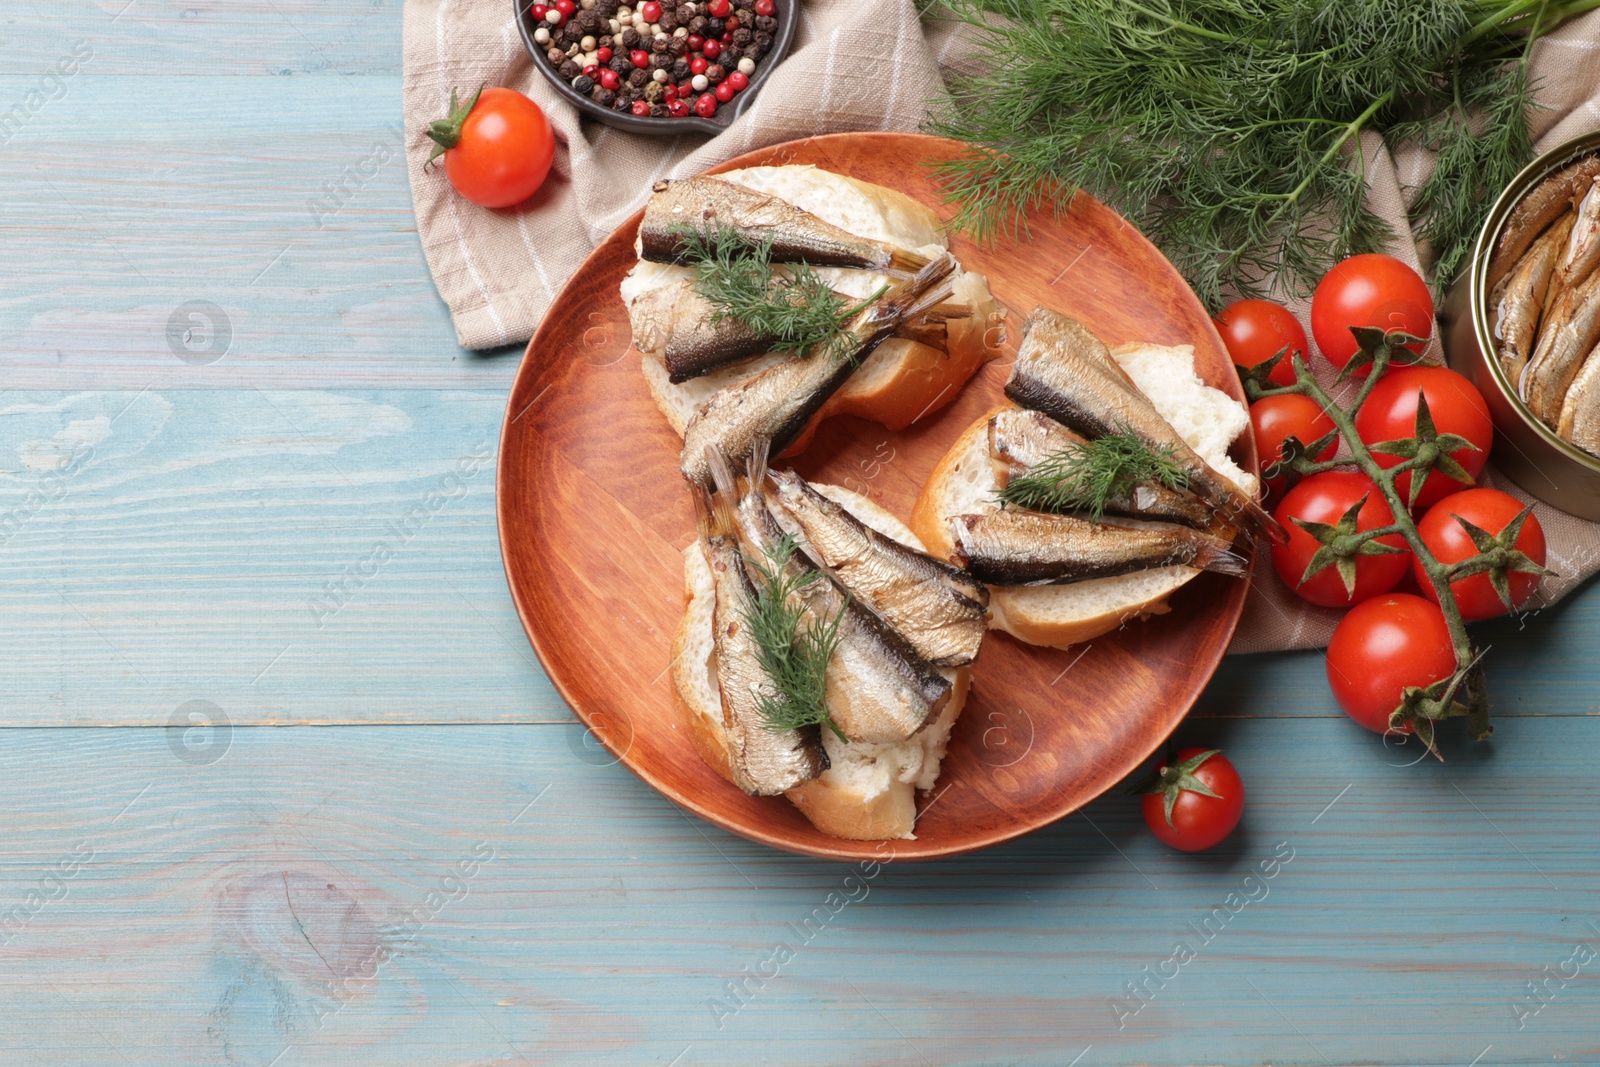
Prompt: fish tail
<box><xmin>702</xmin><ymin>447</ymin><xmax>741</xmax><ymax>535</ymax></box>
<box><xmin>746</xmin><ymin>436</ymin><xmax>771</xmax><ymax>491</ymax></box>
<box><xmin>888</xmin><ymin>246</ymin><xmax>932</xmax><ymax>275</ymax></box>
<box><xmin>885</xmin><ymin>254</ymin><xmax>958</xmax><ymax>324</ymax></box>
<box><xmin>1190</xmin><ymin>536</ymin><xmax>1251</xmax><ymax>578</ymax></box>
<box><xmin>1237</xmin><ymin>496</ymin><xmax>1286</xmax><ymax>543</ymax></box>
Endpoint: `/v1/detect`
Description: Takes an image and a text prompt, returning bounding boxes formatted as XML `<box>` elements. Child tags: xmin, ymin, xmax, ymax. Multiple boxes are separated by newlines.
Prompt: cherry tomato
<box><xmin>427</xmin><ymin>87</ymin><xmax>554</xmax><ymax>209</ymax></box>
<box><xmin>1215</xmin><ymin>299</ymin><xmax>1308</xmax><ymax>387</ymax></box>
<box><xmin>1250</xmin><ymin>394</ymin><xmax>1337</xmax><ymax>502</ymax></box>
<box><xmin>1310</xmin><ymin>254</ymin><xmax>1433</xmax><ymax>373</ymax></box>
<box><xmin>1414</xmin><ymin>488</ymin><xmax>1546</xmax><ymax>619</ymax></box>
<box><xmin>1354</xmin><ymin>365</ymin><xmax>1492</xmax><ymax>509</ymax></box>
<box><xmin>1138</xmin><ymin>748</ymin><xmax>1244</xmax><ymax>852</ymax></box>
<box><xmin>1326</xmin><ymin>594</ymin><xmax>1456</xmax><ymax>733</ymax></box>
<box><xmin>1271</xmin><ymin>470</ymin><xmax>1411</xmax><ymax>607</ymax></box>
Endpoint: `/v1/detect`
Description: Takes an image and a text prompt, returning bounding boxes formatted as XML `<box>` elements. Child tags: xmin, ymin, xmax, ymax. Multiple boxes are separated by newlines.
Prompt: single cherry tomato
<box><xmin>1326</xmin><ymin>594</ymin><xmax>1456</xmax><ymax>733</ymax></box>
<box><xmin>1354</xmin><ymin>365</ymin><xmax>1492</xmax><ymax>509</ymax></box>
<box><xmin>1250</xmin><ymin>394</ymin><xmax>1337</xmax><ymax>503</ymax></box>
<box><xmin>1414</xmin><ymin>488</ymin><xmax>1547</xmax><ymax>619</ymax></box>
<box><xmin>1138</xmin><ymin>748</ymin><xmax>1244</xmax><ymax>852</ymax></box>
<box><xmin>1271</xmin><ymin>470</ymin><xmax>1411</xmax><ymax>607</ymax></box>
<box><xmin>1215</xmin><ymin>299</ymin><xmax>1308</xmax><ymax>388</ymax></box>
<box><xmin>425</xmin><ymin>86</ymin><xmax>554</xmax><ymax>209</ymax></box>
<box><xmin>1310</xmin><ymin>253</ymin><xmax>1433</xmax><ymax>373</ymax></box>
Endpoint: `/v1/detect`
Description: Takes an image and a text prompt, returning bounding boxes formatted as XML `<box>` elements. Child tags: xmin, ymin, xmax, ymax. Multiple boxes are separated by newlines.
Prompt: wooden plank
<box><xmin>0</xmin><ymin>387</ymin><xmax>576</xmax><ymax>724</ymax></box>
<box><xmin>0</xmin><ymin>74</ymin><xmax>517</xmax><ymax>389</ymax></box>
<box><xmin>0</xmin><ymin>715</ymin><xmax>1593</xmax><ymax>1066</ymax></box>
<box><xmin>0</xmin><ymin>0</ymin><xmax>402</xmax><ymax>75</ymax></box>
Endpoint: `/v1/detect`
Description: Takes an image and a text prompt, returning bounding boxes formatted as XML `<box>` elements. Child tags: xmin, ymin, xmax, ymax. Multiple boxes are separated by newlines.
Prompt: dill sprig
<box><xmin>998</xmin><ymin>430</ymin><xmax>1191</xmax><ymax>520</ymax></box>
<box><xmin>925</xmin><ymin>0</ymin><xmax>1596</xmax><ymax>305</ymax></box>
<box><xmin>742</xmin><ymin>534</ymin><xmax>849</xmax><ymax>742</ymax></box>
<box><xmin>671</xmin><ymin>224</ymin><xmax>883</xmax><ymax>363</ymax></box>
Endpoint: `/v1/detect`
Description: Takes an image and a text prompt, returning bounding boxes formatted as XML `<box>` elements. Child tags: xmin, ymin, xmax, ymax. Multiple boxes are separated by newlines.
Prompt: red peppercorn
<box><xmin>599</xmin><ymin>68</ymin><xmax>621</xmax><ymax>90</ymax></box>
<box><xmin>725</xmin><ymin>16</ymin><xmax>739</xmax><ymax>31</ymax></box>
<box><xmin>630</xmin><ymin>49</ymin><xmax>650</xmax><ymax>68</ymax></box>
<box><xmin>753</xmin><ymin>0</ymin><xmax>774</xmax><ymax>13</ymax></box>
<box><xmin>640</xmin><ymin>0</ymin><xmax>663</xmax><ymax>20</ymax></box>
<box><xmin>583</xmin><ymin>63</ymin><xmax>599</xmax><ymax>77</ymax></box>
<box><xmin>720</xmin><ymin>30</ymin><xmax>733</xmax><ymax>42</ymax></box>
<box><xmin>678</xmin><ymin>81</ymin><xmax>694</xmax><ymax>96</ymax></box>
<box><xmin>596</xmin><ymin>46</ymin><xmax>613</xmax><ymax>63</ymax></box>
<box><xmin>689</xmin><ymin>55</ymin><xmax>708</xmax><ymax>74</ymax></box>
<box><xmin>714</xmin><ymin>80</ymin><xmax>735</xmax><ymax>102</ymax></box>
<box><xmin>668</xmin><ymin>99</ymin><xmax>691</xmax><ymax>117</ymax></box>
<box><xmin>555</xmin><ymin>0</ymin><xmax>576</xmax><ymax>15</ymax></box>
<box><xmin>702</xmin><ymin>38</ymin><xmax>721</xmax><ymax>59</ymax></box>
<box><xmin>725</xmin><ymin>70</ymin><xmax>748</xmax><ymax>90</ymax></box>
<box><xmin>686</xmin><ymin>33</ymin><xmax>704</xmax><ymax>50</ymax></box>
<box><xmin>694</xmin><ymin>92</ymin><xmax>717</xmax><ymax>117</ymax></box>
<box><xmin>531</xmin><ymin>4</ymin><xmax>547</xmax><ymax>18</ymax></box>
<box><xmin>708</xmin><ymin>0</ymin><xmax>730</xmax><ymax>15</ymax></box>
<box><xmin>663</xmin><ymin>84</ymin><xmax>678</xmax><ymax>100</ymax></box>
<box><xmin>632</xmin><ymin>100</ymin><xmax>652</xmax><ymax>116</ymax></box>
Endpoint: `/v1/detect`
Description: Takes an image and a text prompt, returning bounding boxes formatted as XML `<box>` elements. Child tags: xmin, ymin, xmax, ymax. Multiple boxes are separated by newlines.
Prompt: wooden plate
<box><xmin>498</xmin><ymin>133</ymin><xmax>1252</xmax><ymax>861</ymax></box>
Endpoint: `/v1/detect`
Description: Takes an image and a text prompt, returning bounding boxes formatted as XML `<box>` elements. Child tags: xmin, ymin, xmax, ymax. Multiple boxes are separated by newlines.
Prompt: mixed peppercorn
<box><xmin>528</xmin><ymin>0</ymin><xmax>778</xmax><ymax>120</ymax></box>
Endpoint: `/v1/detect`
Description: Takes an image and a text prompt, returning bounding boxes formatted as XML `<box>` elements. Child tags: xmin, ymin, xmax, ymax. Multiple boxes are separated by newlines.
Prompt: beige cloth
<box><xmin>401</xmin><ymin>0</ymin><xmax>1600</xmax><ymax>653</ymax></box>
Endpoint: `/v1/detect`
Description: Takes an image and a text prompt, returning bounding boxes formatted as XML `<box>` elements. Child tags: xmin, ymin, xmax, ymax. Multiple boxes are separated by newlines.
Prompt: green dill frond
<box><xmin>998</xmin><ymin>430</ymin><xmax>1191</xmax><ymax>520</ymax></box>
<box><xmin>742</xmin><ymin>535</ymin><xmax>848</xmax><ymax>741</ymax></box>
<box><xmin>925</xmin><ymin>0</ymin><xmax>1570</xmax><ymax>304</ymax></box>
<box><xmin>669</xmin><ymin>223</ymin><xmax>875</xmax><ymax>363</ymax></box>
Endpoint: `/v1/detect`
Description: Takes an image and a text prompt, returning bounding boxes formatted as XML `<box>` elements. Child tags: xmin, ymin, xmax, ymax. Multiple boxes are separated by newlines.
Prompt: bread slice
<box><xmin>625</xmin><ymin>165</ymin><xmax>1004</xmax><ymax>444</ymax></box>
<box><xmin>911</xmin><ymin>342</ymin><xmax>1257</xmax><ymax>650</ymax></box>
<box><xmin>673</xmin><ymin>483</ymin><xmax>971</xmax><ymax>841</ymax></box>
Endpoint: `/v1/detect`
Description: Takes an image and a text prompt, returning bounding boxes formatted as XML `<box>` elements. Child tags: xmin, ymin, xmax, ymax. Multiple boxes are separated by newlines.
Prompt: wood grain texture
<box><xmin>0</xmin><ymin>717</ymin><xmax>1596</xmax><ymax>1067</ymax></box>
<box><xmin>499</xmin><ymin>133</ymin><xmax>1253</xmax><ymax>860</ymax></box>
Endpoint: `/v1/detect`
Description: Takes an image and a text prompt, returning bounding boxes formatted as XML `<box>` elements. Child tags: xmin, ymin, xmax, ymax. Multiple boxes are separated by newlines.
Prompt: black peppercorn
<box><xmin>546</xmin><ymin>46</ymin><xmax>566</xmax><ymax>64</ymax></box>
<box><xmin>704</xmin><ymin>62</ymin><xmax>724</xmax><ymax>83</ymax></box>
<box><xmin>720</xmin><ymin>45</ymin><xmax>740</xmax><ymax>65</ymax></box>
<box><xmin>628</xmin><ymin>67</ymin><xmax>650</xmax><ymax>87</ymax></box>
<box><xmin>612</xmin><ymin>94</ymin><xmax>631</xmax><ymax>111</ymax></box>
<box><xmin>650</xmin><ymin>103</ymin><xmax>666</xmax><ymax>117</ymax></box>
<box><xmin>658</xmin><ymin>13</ymin><xmax>678</xmax><ymax>32</ymax></box>
<box><xmin>609</xmin><ymin>55</ymin><xmax>632</xmax><ymax>73</ymax></box>
<box><xmin>620</xmin><ymin>26</ymin><xmax>641</xmax><ymax>47</ymax></box>
<box><xmin>559</xmin><ymin>59</ymin><xmax>581</xmax><ymax>79</ymax></box>
<box><xmin>651</xmin><ymin>52</ymin><xmax>671</xmax><ymax>69</ymax></box>
<box><xmin>753</xmin><ymin>30</ymin><xmax>772</xmax><ymax>50</ymax></box>
<box><xmin>675</xmin><ymin>3</ymin><xmax>693</xmax><ymax>19</ymax></box>
<box><xmin>595</xmin><ymin>0</ymin><xmax>619</xmax><ymax>14</ymax></box>
<box><xmin>643</xmin><ymin>80</ymin><xmax>665</xmax><ymax>102</ymax></box>
<box><xmin>706</xmin><ymin>16</ymin><xmax>724</xmax><ymax>34</ymax></box>
<box><xmin>754</xmin><ymin>14</ymin><xmax>775</xmax><ymax>32</ymax></box>
<box><xmin>688</xmin><ymin>15</ymin><xmax>708</xmax><ymax>33</ymax></box>
<box><xmin>669</xmin><ymin>35</ymin><xmax>689</xmax><ymax>55</ymax></box>
<box><xmin>572</xmin><ymin>74</ymin><xmax>595</xmax><ymax>93</ymax></box>
<box><xmin>732</xmin><ymin>26</ymin><xmax>752</xmax><ymax>45</ymax></box>
<box><xmin>671</xmin><ymin>57</ymin><xmax>691</xmax><ymax>79</ymax></box>
<box><xmin>591</xmin><ymin>86</ymin><xmax>616</xmax><ymax>107</ymax></box>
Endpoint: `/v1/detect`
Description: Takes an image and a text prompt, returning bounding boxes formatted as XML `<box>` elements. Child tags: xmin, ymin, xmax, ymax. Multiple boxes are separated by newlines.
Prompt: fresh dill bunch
<box><xmin>742</xmin><ymin>534</ymin><xmax>848</xmax><ymax>741</ymax></box>
<box><xmin>670</xmin><ymin>223</ymin><xmax>878</xmax><ymax>363</ymax></box>
<box><xmin>998</xmin><ymin>430</ymin><xmax>1191</xmax><ymax>520</ymax></box>
<box><xmin>925</xmin><ymin>0</ymin><xmax>1586</xmax><ymax>305</ymax></box>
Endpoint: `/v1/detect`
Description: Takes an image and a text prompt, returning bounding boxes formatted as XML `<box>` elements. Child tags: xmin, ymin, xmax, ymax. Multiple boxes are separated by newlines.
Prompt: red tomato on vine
<box><xmin>1271</xmin><ymin>471</ymin><xmax>1411</xmax><ymax>607</ymax></box>
<box><xmin>1310</xmin><ymin>254</ymin><xmax>1433</xmax><ymax>373</ymax></box>
<box><xmin>1326</xmin><ymin>594</ymin><xmax>1456</xmax><ymax>734</ymax></box>
<box><xmin>1414</xmin><ymin>488</ymin><xmax>1548</xmax><ymax>620</ymax></box>
<box><xmin>1354</xmin><ymin>365</ymin><xmax>1492</xmax><ymax>510</ymax></box>
<box><xmin>1216</xmin><ymin>299</ymin><xmax>1308</xmax><ymax>387</ymax></box>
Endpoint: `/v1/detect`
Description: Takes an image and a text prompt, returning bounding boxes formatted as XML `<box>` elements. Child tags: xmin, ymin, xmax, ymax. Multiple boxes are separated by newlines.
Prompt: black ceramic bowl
<box><xmin>517</xmin><ymin>0</ymin><xmax>795</xmax><ymax>135</ymax></box>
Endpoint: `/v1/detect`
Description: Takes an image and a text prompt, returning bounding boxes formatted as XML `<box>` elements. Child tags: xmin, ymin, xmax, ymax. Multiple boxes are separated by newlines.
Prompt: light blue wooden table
<box><xmin>3</xmin><ymin>4</ymin><xmax>1598</xmax><ymax>1064</ymax></box>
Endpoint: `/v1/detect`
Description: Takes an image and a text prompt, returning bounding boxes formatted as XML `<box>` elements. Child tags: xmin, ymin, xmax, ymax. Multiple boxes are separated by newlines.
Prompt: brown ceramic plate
<box><xmin>497</xmin><ymin>132</ymin><xmax>1252</xmax><ymax>861</ymax></box>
